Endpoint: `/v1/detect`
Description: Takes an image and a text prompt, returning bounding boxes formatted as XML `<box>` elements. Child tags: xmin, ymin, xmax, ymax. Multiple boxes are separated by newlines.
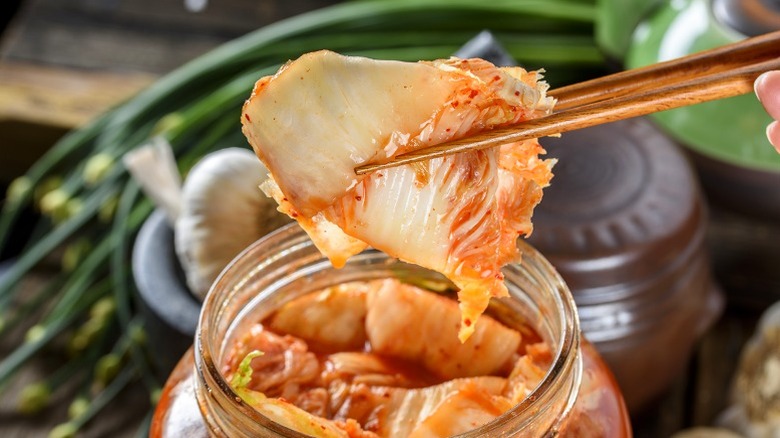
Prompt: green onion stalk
<box><xmin>17</xmin><ymin>306</ymin><xmax>118</xmax><ymax>415</ymax></box>
<box><xmin>0</xmin><ymin>273</ymin><xmax>65</xmax><ymax>336</ymax></box>
<box><xmin>0</xmin><ymin>278</ymin><xmax>111</xmax><ymax>391</ymax></box>
<box><xmin>0</xmin><ymin>0</ymin><xmax>605</xmax><ymax>432</ymax></box>
<box><xmin>49</xmin><ymin>365</ymin><xmax>137</xmax><ymax>438</ymax></box>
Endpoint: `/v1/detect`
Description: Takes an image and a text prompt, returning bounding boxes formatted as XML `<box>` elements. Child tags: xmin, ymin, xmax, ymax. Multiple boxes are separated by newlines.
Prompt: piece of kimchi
<box><xmin>241</xmin><ymin>51</ymin><xmax>555</xmax><ymax>341</ymax></box>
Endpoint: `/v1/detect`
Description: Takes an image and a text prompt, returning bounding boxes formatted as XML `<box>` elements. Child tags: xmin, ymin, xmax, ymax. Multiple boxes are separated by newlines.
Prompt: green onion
<box><xmin>0</xmin><ymin>274</ymin><xmax>65</xmax><ymax>336</ymax></box>
<box><xmin>49</xmin><ymin>365</ymin><xmax>136</xmax><ymax>438</ymax></box>
<box><xmin>0</xmin><ymin>278</ymin><xmax>110</xmax><ymax>391</ymax></box>
<box><xmin>17</xmin><ymin>341</ymin><xmax>104</xmax><ymax>414</ymax></box>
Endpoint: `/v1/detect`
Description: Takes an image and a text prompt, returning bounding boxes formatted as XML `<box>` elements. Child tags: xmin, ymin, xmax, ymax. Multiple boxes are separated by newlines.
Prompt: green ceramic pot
<box><xmin>625</xmin><ymin>0</ymin><xmax>779</xmax><ymax>173</ymax></box>
<box><xmin>596</xmin><ymin>0</ymin><xmax>664</xmax><ymax>60</ymax></box>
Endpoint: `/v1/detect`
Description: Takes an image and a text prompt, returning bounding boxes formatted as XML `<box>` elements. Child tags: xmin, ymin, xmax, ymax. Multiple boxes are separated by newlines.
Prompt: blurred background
<box><xmin>1</xmin><ymin>0</ymin><xmax>780</xmax><ymax>436</ymax></box>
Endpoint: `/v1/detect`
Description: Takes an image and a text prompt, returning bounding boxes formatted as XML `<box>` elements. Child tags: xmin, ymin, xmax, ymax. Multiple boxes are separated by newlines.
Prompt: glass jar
<box><xmin>152</xmin><ymin>224</ymin><xmax>631</xmax><ymax>437</ymax></box>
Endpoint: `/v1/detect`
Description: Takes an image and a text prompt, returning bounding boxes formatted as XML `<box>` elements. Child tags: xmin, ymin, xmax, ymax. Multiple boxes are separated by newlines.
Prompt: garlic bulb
<box><xmin>175</xmin><ymin>148</ymin><xmax>291</xmax><ymax>299</ymax></box>
<box><xmin>125</xmin><ymin>142</ymin><xmax>291</xmax><ymax>300</ymax></box>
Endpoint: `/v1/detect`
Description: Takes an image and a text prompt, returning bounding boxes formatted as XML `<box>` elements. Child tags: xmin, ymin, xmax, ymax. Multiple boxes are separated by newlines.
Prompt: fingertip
<box><xmin>755</xmin><ymin>71</ymin><xmax>780</xmax><ymax>121</ymax></box>
<box><xmin>769</xmin><ymin>121</ymin><xmax>780</xmax><ymax>154</ymax></box>
<box><xmin>756</xmin><ymin>72</ymin><xmax>769</xmax><ymax>102</ymax></box>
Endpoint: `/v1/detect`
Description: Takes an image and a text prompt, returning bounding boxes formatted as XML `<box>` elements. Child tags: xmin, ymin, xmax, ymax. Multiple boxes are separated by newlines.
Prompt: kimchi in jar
<box><xmin>152</xmin><ymin>224</ymin><xmax>631</xmax><ymax>437</ymax></box>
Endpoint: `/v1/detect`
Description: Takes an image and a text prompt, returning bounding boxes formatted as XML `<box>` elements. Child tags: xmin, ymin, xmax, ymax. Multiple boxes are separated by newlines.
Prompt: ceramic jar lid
<box><xmin>528</xmin><ymin>117</ymin><xmax>705</xmax><ymax>299</ymax></box>
<box><xmin>527</xmin><ymin>118</ymin><xmax>723</xmax><ymax>412</ymax></box>
<box><xmin>712</xmin><ymin>0</ymin><xmax>780</xmax><ymax>36</ymax></box>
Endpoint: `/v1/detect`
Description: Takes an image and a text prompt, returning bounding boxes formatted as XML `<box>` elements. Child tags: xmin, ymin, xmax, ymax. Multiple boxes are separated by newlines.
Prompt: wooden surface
<box><xmin>0</xmin><ymin>62</ymin><xmax>155</xmax><ymax>129</ymax></box>
<box><xmin>1</xmin><ymin>0</ymin><xmax>339</xmax><ymax>75</ymax></box>
<box><xmin>0</xmin><ymin>62</ymin><xmax>155</xmax><ymax>183</ymax></box>
<box><xmin>0</xmin><ymin>0</ymin><xmax>337</xmax><ymax>183</ymax></box>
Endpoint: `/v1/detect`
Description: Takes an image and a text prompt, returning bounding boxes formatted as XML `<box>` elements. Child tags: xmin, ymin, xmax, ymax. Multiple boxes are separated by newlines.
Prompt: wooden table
<box><xmin>0</xmin><ymin>0</ymin><xmax>338</xmax><ymax>183</ymax></box>
<box><xmin>1</xmin><ymin>1</ymin><xmax>777</xmax><ymax>437</ymax></box>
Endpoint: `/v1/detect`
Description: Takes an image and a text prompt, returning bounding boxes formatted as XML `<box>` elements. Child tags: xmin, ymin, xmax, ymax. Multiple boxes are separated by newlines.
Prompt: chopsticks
<box><xmin>354</xmin><ymin>30</ymin><xmax>780</xmax><ymax>176</ymax></box>
<box><xmin>550</xmin><ymin>30</ymin><xmax>780</xmax><ymax>110</ymax></box>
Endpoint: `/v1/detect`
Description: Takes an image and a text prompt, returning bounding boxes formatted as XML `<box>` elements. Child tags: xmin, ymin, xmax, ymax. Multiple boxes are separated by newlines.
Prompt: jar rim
<box><xmin>195</xmin><ymin>223</ymin><xmax>581</xmax><ymax>436</ymax></box>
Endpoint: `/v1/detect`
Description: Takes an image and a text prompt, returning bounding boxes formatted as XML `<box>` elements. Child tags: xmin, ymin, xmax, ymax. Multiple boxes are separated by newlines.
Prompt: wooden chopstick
<box><xmin>551</xmin><ymin>30</ymin><xmax>780</xmax><ymax>110</ymax></box>
<box><xmin>354</xmin><ymin>31</ymin><xmax>780</xmax><ymax>176</ymax></box>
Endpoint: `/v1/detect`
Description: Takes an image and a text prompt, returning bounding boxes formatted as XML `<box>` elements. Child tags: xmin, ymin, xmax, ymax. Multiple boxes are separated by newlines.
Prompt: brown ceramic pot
<box><xmin>528</xmin><ymin>118</ymin><xmax>724</xmax><ymax>413</ymax></box>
